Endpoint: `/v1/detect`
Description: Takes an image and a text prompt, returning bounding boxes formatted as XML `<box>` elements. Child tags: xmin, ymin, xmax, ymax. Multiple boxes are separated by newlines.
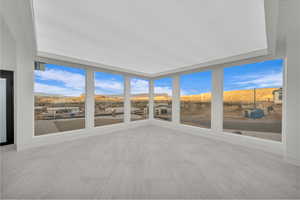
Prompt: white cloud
<box><xmin>35</xmin><ymin>68</ymin><xmax>185</xmax><ymax>96</ymax></box>
<box><xmin>95</xmin><ymin>79</ymin><xmax>123</xmax><ymax>94</ymax></box>
<box><xmin>234</xmin><ymin>71</ymin><xmax>282</xmax><ymax>89</ymax></box>
<box><xmin>180</xmin><ymin>89</ymin><xmax>193</xmax><ymax>95</ymax></box>
<box><xmin>180</xmin><ymin>89</ymin><xmax>187</xmax><ymax>95</ymax></box>
<box><xmin>35</xmin><ymin>68</ymin><xmax>85</xmax><ymax>89</ymax></box>
<box><xmin>154</xmin><ymin>86</ymin><xmax>172</xmax><ymax>96</ymax></box>
<box><xmin>35</xmin><ymin>68</ymin><xmax>125</xmax><ymax>95</ymax></box>
<box><xmin>34</xmin><ymin>83</ymin><xmax>83</xmax><ymax>96</ymax></box>
<box><xmin>130</xmin><ymin>78</ymin><xmax>149</xmax><ymax>94</ymax></box>
<box><xmin>35</xmin><ymin>69</ymin><xmax>85</xmax><ymax>96</ymax></box>
<box><xmin>131</xmin><ymin>78</ymin><xmax>188</xmax><ymax>96</ymax></box>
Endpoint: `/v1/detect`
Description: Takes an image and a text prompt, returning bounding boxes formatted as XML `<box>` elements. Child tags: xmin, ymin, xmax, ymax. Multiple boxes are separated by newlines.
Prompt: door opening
<box><xmin>0</xmin><ymin>70</ymin><xmax>14</xmax><ymax>146</ymax></box>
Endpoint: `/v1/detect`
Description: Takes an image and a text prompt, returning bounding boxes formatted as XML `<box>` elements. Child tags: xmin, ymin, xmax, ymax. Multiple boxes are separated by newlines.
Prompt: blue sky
<box><xmin>94</xmin><ymin>72</ymin><xmax>124</xmax><ymax>95</ymax></box>
<box><xmin>180</xmin><ymin>59</ymin><xmax>283</xmax><ymax>94</ymax></box>
<box><xmin>181</xmin><ymin>70</ymin><xmax>212</xmax><ymax>95</ymax></box>
<box><xmin>35</xmin><ymin>59</ymin><xmax>283</xmax><ymax>96</ymax></box>
<box><xmin>35</xmin><ymin>64</ymin><xmax>86</xmax><ymax>96</ymax></box>
<box><xmin>223</xmin><ymin>59</ymin><xmax>283</xmax><ymax>91</ymax></box>
<box><xmin>130</xmin><ymin>78</ymin><xmax>149</xmax><ymax>94</ymax></box>
<box><xmin>35</xmin><ymin>64</ymin><xmax>149</xmax><ymax>96</ymax></box>
<box><xmin>154</xmin><ymin>77</ymin><xmax>172</xmax><ymax>96</ymax></box>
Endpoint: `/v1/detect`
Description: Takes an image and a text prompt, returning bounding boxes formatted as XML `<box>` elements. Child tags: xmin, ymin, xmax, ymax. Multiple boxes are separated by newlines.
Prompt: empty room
<box><xmin>1</xmin><ymin>0</ymin><xmax>300</xmax><ymax>199</ymax></box>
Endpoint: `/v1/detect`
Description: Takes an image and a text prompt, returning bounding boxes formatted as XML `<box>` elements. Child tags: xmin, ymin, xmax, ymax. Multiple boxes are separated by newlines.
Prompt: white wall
<box><xmin>0</xmin><ymin>14</ymin><xmax>16</xmax><ymax>71</ymax></box>
<box><xmin>0</xmin><ymin>0</ymin><xmax>299</xmax><ymax>165</ymax></box>
<box><xmin>0</xmin><ymin>0</ymin><xmax>149</xmax><ymax>150</ymax></box>
<box><xmin>0</xmin><ymin>3</ymin><xmax>17</xmax><ymax>147</ymax></box>
<box><xmin>0</xmin><ymin>0</ymin><xmax>36</xmax><ymax>150</ymax></box>
<box><xmin>281</xmin><ymin>0</ymin><xmax>300</xmax><ymax>163</ymax></box>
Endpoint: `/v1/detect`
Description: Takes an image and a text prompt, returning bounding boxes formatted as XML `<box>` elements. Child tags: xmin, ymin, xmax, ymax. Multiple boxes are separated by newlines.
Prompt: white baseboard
<box><xmin>285</xmin><ymin>155</ymin><xmax>300</xmax><ymax>166</ymax></box>
<box><xmin>14</xmin><ymin>118</ymin><xmax>300</xmax><ymax>166</ymax></box>
<box><xmin>149</xmin><ymin>119</ymin><xmax>284</xmax><ymax>156</ymax></box>
<box><xmin>0</xmin><ymin>144</ymin><xmax>16</xmax><ymax>152</ymax></box>
<box><xmin>17</xmin><ymin>120</ymin><xmax>150</xmax><ymax>151</ymax></box>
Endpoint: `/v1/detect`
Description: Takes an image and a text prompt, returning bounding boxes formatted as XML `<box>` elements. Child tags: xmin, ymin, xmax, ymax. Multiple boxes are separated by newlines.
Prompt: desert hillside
<box><xmin>181</xmin><ymin>88</ymin><xmax>279</xmax><ymax>103</ymax></box>
<box><xmin>35</xmin><ymin>88</ymin><xmax>280</xmax><ymax>103</ymax></box>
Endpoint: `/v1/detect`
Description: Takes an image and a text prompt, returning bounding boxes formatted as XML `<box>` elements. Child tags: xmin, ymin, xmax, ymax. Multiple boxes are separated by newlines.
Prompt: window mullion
<box><xmin>212</xmin><ymin>68</ymin><xmax>223</xmax><ymax>132</ymax></box>
<box><xmin>85</xmin><ymin>69</ymin><xmax>95</xmax><ymax>129</ymax></box>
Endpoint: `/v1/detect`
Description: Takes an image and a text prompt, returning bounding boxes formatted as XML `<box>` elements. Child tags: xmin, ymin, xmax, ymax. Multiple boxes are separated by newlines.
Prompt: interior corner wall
<box><xmin>0</xmin><ymin>0</ymin><xmax>36</xmax><ymax>150</ymax></box>
<box><xmin>283</xmin><ymin>0</ymin><xmax>300</xmax><ymax>163</ymax></box>
<box><xmin>0</xmin><ymin>15</ymin><xmax>16</xmax><ymax>72</ymax></box>
<box><xmin>0</xmin><ymin>0</ymin><xmax>299</xmax><ymax>163</ymax></box>
<box><xmin>1</xmin><ymin>5</ymin><xmax>17</xmax><ymax>149</ymax></box>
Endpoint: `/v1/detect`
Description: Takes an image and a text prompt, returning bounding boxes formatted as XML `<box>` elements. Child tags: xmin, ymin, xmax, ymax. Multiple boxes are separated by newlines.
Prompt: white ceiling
<box><xmin>33</xmin><ymin>0</ymin><xmax>268</xmax><ymax>75</ymax></box>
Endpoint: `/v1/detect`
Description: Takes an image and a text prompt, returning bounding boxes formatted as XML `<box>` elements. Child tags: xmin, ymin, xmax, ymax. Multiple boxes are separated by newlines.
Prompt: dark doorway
<box><xmin>0</xmin><ymin>70</ymin><xmax>14</xmax><ymax>146</ymax></box>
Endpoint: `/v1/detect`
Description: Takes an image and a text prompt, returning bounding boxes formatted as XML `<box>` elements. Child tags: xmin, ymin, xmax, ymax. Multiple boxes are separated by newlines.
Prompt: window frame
<box><xmin>179</xmin><ymin>70</ymin><xmax>213</xmax><ymax>128</ymax></box>
<box><xmin>33</xmin><ymin>62</ymin><xmax>87</xmax><ymax>136</ymax></box>
<box><xmin>130</xmin><ymin>77</ymin><xmax>150</xmax><ymax>121</ymax></box>
<box><xmin>152</xmin><ymin>57</ymin><xmax>286</xmax><ymax>144</ymax></box>
<box><xmin>33</xmin><ymin>58</ymin><xmax>150</xmax><ymax>137</ymax></box>
<box><xmin>34</xmin><ymin>56</ymin><xmax>286</xmax><ymax>145</ymax></box>
<box><xmin>93</xmin><ymin>71</ymin><xmax>125</xmax><ymax>127</ymax></box>
<box><xmin>153</xmin><ymin>77</ymin><xmax>173</xmax><ymax>121</ymax></box>
<box><xmin>221</xmin><ymin>59</ymin><xmax>285</xmax><ymax>143</ymax></box>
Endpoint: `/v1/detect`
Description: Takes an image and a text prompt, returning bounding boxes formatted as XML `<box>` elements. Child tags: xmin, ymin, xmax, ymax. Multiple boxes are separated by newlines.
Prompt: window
<box><xmin>34</xmin><ymin>63</ymin><xmax>86</xmax><ymax>136</ymax></box>
<box><xmin>180</xmin><ymin>71</ymin><xmax>212</xmax><ymax>128</ymax></box>
<box><xmin>94</xmin><ymin>72</ymin><xmax>124</xmax><ymax>126</ymax></box>
<box><xmin>130</xmin><ymin>78</ymin><xmax>149</xmax><ymax>121</ymax></box>
<box><xmin>223</xmin><ymin>59</ymin><xmax>283</xmax><ymax>141</ymax></box>
<box><xmin>154</xmin><ymin>77</ymin><xmax>172</xmax><ymax>121</ymax></box>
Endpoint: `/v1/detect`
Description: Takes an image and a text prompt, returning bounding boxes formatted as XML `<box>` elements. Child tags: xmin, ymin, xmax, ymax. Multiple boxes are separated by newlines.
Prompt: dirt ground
<box><xmin>35</xmin><ymin>117</ymin><xmax>124</xmax><ymax>136</ymax></box>
<box><xmin>180</xmin><ymin>113</ymin><xmax>282</xmax><ymax>141</ymax></box>
<box><xmin>35</xmin><ymin>104</ymin><xmax>282</xmax><ymax>142</ymax></box>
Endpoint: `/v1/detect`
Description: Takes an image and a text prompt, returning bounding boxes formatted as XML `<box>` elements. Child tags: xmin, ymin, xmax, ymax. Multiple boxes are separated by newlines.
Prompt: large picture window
<box><xmin>130</xmin><ymin>78</ymin><xmax>149</xmax><ymax>121</ymax></box>
<box><xmin>180</xmin><ymin>71</ymin><xmax>212</xmax><ymax>128</ymax></box>
<box><xmin>223</xmin><ymin>59</ymin><xmax>283</xmax><ymax>141</ymax></box>
<box><xmin>94</xmin><ymin>72</ymin><xmax>124</xmax><ymax>126</ymax></box>
<box><xmin>154</xmin><ymin>77</ymin><xmax>172</xmax><ymax>121</ymax></box>
<box><xmin>34</xmin><ymin>63</ymin><xmax>86</xmax><ymax>136</ymax></box>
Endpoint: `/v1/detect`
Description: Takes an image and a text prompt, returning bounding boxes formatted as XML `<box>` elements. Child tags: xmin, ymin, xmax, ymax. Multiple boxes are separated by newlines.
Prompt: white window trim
<box><xmin>212</xmin><ymin>68</ymin><xmax>223</xmax><ymax>132</ymax></box>
<box><xmin>172</xmin><ymin>75</ymin><xmax>180</xmax><ymax>124</ymax></box>
<box><xmin>124</xmin><ymin>75</ymin><xmax>131</xmax><ymax>123</ymax></box>
<box><xmin>33</xmin><ymin>59</ymin><xmax>150</xmax><ymax>137</ymax></box>
<box><xmin>152</xmin><ymin>58</ymin><xmax>285</xmax><ymax>145</ymax></box>
<box><xmin>33</xmin><ymin>56</ymin><xmax>286</xmax><ymax>150</ymax></box>
<box><xmin>85</xmin><ymin>69</ymin><xmax>94</xmax><ymax>129</ymax></box>
<box><xmin>149</xmin><ymin>79</ymin><xmax>154</xmax><ymax>120</ymax></box>
<box><xmin>152</xmin><ymin>77</ymin><xmax>174</xmax><ymax>122</ymax></box>
<box><xmin>129</xmin><ymin>77</ymin><xmax>150</xmax><ymax>121</ymax></box>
